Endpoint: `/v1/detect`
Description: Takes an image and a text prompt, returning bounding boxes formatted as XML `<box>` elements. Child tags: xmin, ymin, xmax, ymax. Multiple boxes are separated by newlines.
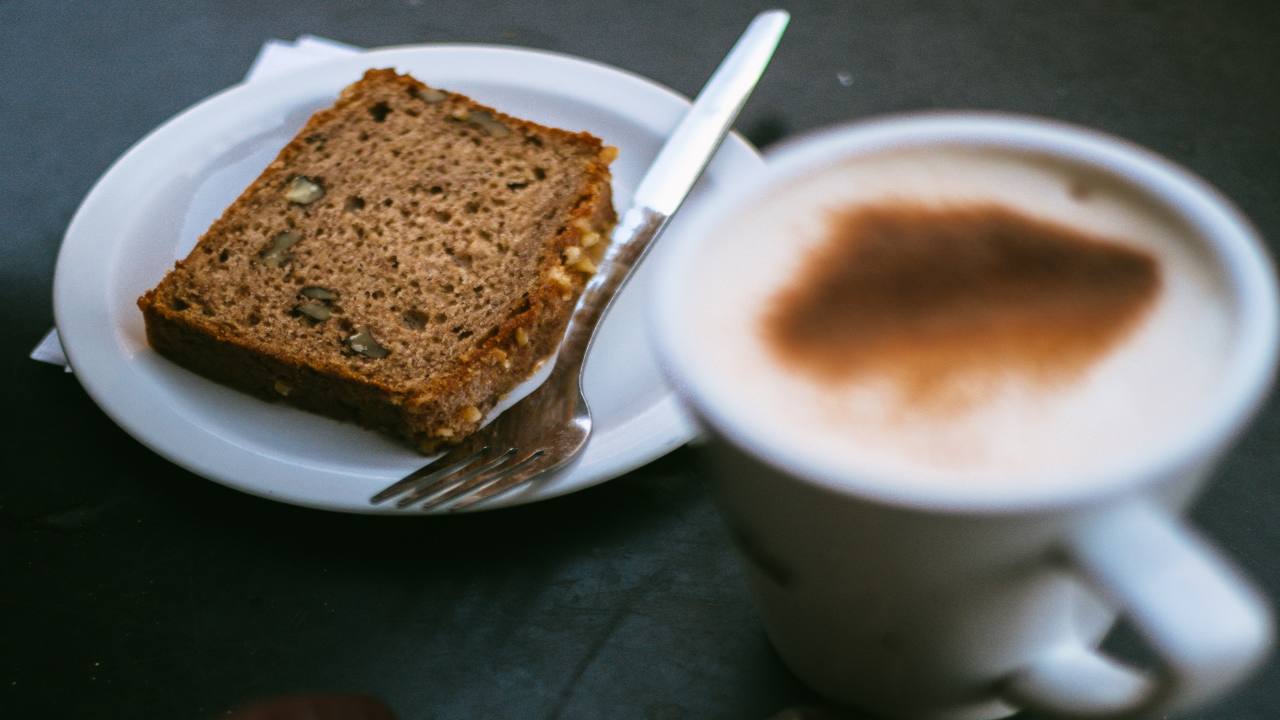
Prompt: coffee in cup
<box><xmin>682</xmin><ymin>143</ymin><xmax>1232</xmax><ymax>493</ymax></box>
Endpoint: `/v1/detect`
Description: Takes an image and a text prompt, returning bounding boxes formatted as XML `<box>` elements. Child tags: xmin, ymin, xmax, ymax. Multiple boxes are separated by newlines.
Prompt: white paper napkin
<box><xmin>31</xmin><ymin>35</ymin><xmax>362</xmax><ymax>372</ymax></box>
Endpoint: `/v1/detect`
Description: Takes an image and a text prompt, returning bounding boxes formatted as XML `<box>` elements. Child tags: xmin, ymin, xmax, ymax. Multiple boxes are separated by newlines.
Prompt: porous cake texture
<box><xmin>138</xmin><ymin>69</ymin><xmax>617</xmax><ymax>452</ymax></box>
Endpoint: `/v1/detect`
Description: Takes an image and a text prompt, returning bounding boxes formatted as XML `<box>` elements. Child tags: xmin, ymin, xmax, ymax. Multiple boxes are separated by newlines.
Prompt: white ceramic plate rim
<box><xmin>54</xmin><ymin>44</ymin><xmax>761</xmax><ymax>514</ymax></box>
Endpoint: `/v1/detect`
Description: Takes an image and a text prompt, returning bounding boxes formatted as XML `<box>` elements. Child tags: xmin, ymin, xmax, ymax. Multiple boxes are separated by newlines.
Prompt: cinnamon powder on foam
<box><xmin>762</xmin><ymin>202</ymin><xmax>1161</xmax><ymax>412</ymax></box>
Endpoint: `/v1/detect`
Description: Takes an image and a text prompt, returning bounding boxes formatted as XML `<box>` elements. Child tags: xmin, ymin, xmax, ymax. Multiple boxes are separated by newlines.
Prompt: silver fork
<box><xmin>371</xmin><ymin>9</ymin><xmax>790</xmax><ymax>512</ymax></box>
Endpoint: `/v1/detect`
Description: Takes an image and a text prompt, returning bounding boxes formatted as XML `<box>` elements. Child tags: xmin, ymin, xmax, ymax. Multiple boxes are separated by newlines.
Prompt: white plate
<box><xmin>53</xmin><ymin>45</ymin><xmax>762</xmax><ymax>514</ymax></box>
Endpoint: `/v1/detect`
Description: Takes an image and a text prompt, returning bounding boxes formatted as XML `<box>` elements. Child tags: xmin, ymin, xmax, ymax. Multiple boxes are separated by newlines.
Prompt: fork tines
<box><xmin>371</xmin><ymin>444</ymin><xmax>544</xmax><ymax>511</ymax></box>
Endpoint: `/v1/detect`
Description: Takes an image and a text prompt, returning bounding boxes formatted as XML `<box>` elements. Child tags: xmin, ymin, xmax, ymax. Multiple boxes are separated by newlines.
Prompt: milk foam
<box><xmin>687</xmin><ymin>146</ymin><xmax>1233</xmax><ymax>485</ymax></box>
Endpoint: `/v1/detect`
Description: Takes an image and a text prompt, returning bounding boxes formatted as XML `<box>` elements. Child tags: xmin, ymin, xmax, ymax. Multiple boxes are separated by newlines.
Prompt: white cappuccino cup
<box><xmin>649</xmin><ymin>114</ymin><xmax>1277</xmax><ymax>719</ymax></box>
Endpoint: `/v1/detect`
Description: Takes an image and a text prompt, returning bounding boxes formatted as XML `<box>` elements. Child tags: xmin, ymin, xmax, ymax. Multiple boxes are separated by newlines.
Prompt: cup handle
<box><xmin>1001</xmin><ymin>498</ymin><xmax>1272</xmax><ymax>718</ymax></box>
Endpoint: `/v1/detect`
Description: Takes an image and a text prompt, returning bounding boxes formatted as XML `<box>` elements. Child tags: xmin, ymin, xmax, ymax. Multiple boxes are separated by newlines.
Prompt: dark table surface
<box><xmin>4</xmin><ymin>2</ymin><xmax>1279</xmax><ymax>718</ymax></box>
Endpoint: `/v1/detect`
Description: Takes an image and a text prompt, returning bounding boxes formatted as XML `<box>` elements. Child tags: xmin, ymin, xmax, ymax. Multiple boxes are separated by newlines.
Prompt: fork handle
<box><xmin>549</xmin><ymin>10</ymin><xmax>790</xmax><ymax>380</ymax></box>
<box><xmin>553</xmin><ymin>206</ymin><xmax>666</xmax><ymax>378</ymax></box>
